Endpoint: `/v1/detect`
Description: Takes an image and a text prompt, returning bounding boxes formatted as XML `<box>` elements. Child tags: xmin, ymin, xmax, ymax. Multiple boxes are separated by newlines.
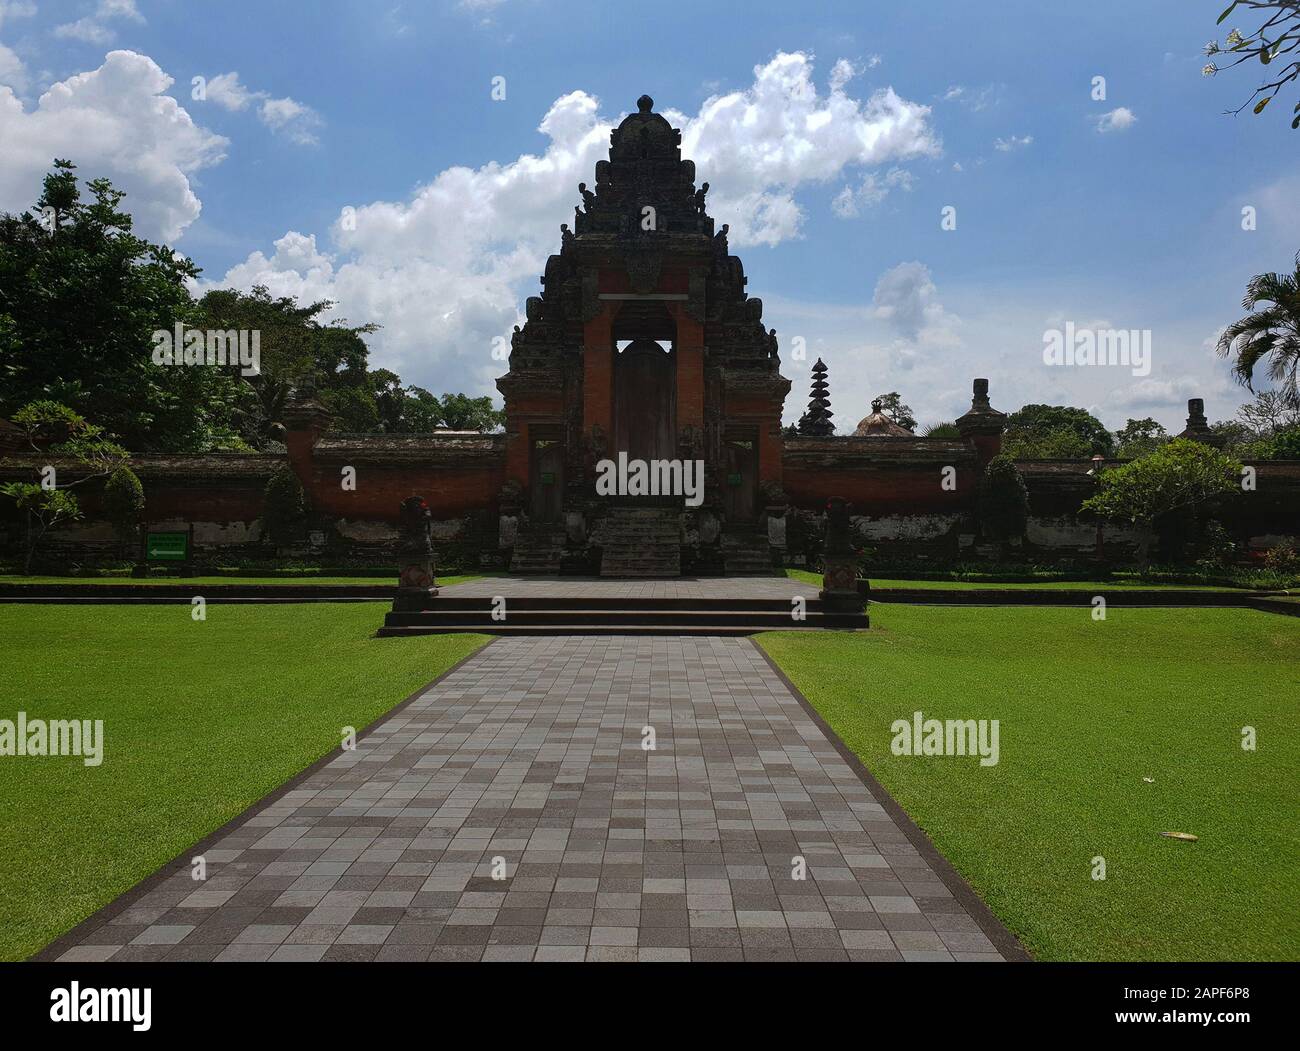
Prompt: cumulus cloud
<box><xmin>200</xmin><ymin>71</ymin><xmax>322</xmax><ymax>144</ymax></box>
<box><xmin>1094</xmin><ymin>106</ymin><xmax>1137</xmax><ymax>133</ymax></box>
<box><xmin>208</xmin><ymin>51</ymin><xmax>940</xmax><ymax>398</ymax></box>
<box><xmin>679</xmin><ymin>52</ymin><xmax>940</xmax><ymax>244</ymax></box>
<box><xmin>54</xmin><ymin>0</ymin><xmax>143</xmax><ymax>46</ymax></box>
<box><xmin>0</xmin><ymin>50</ymin><xmax>227</xmax><ymax>241</ymax></box>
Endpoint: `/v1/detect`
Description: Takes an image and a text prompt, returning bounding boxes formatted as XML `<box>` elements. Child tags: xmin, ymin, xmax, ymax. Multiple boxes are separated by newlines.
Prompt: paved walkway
<box><xmin>438</xmin><ymin>576</ymin><xmax>820</xmax><ymax>599</ymax></box>
<box><xmin>47</xmin><ymin>636</ymin><xmax>1015</xmax><ymax>962</ymax></box>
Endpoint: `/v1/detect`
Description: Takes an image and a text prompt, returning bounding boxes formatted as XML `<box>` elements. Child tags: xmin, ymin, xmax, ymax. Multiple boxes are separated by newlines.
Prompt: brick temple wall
<box><xmin>2</xmin><ymin>434</ymin><xmax>1297</xmax><ymax>566</ymax></box>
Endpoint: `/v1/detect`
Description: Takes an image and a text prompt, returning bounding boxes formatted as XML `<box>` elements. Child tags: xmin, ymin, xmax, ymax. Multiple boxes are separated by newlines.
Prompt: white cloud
<box><xmin>832</xmin><ymin>166</ymin><xmax>914</xmax><ymax>218</ymax></box>
<box><xmin>871</xmin><ymin>262</ymin><xmax>959</xmax><ymax>343</ymax></box>
<box><xmin>0</xmin><ymin>0</ymin><xmax>36</xmax><ymax>92</ymax></box>
<box><xmin>678</xmin><ymin>52</ymin><xmax>939</xmax><ymax>244</ymax></box>
<box><xmin>0</xmin><ymin>50</ymin><xmax>227</xmax><ymax>241</ymax></box>
<box><xmin>204</xmin><ymin>71</ymin><xmax>258</xmax><ymax>112</ymax></box>
<box><xmin>943</xmin><ymin>84</ymin><xmax>996</xmax><ymax>111</ymax></box>
<box><xmin>258</xmin><ymin>95</ymin><xmax>321</xmax><ymax>144</ymax></box>
<box><xmin>994</xmin><ymin>133</ymin><xmax>1033</xmax><ymax>151</ymax></box>
<box><xmin>1095</xmin><ymin>106</ymin><xmax>1137</xmax><ymax>133</ymax></box>
<box><xmin>209</xmin><ymin>51</ymin><xmax>939</xmax><ymax>399</ymax></box>
<box><xmin>0</xmin><ymin>42</ymin><xmax>25</xmax><ymax>92</ymax></box>
<box><xmin>54</xmin><ymin>0</ymin><xmax>143</xmax><ymax>46</ymax></box>
<box><xmin>200</xmin><ymin>70</ymin><xmax>322</xmax><ymax>144</ymax></box>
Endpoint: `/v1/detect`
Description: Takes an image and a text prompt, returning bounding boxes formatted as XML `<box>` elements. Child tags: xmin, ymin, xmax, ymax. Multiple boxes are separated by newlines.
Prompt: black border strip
<box><xmin>749</xmin><ymin>638</ymin><xmax>1033</xmax><ymax>963</ymax></box>
<box><xmin>29</xmin><ymin>637</ymin><xmax>497</xmax><ymax>962</ymax></box>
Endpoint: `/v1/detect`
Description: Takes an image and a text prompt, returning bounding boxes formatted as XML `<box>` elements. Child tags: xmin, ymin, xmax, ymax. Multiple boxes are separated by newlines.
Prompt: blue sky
<box><xmin>2</xmin><ymin>0</ymin><xmax>1296</xmax><ymax>432</ymax></box>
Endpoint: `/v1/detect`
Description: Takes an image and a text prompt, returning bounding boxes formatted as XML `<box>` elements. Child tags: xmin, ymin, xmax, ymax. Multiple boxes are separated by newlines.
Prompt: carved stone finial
<box><xmin>637</xmin><ymin>94</ymin><xmax>654</xmax><ymax>114</ymax></box>
<box><xmin>1177</xmin><ymin>397</ymin><xmax>1224</xmax><ymax>446</ymax></box>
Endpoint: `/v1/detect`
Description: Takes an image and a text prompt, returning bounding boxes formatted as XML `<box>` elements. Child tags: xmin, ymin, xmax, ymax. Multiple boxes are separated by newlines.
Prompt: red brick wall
<box><xmin>782</xmin><ymin>464</ymin><xmax>977</xmax><ymax>516</ymax></box>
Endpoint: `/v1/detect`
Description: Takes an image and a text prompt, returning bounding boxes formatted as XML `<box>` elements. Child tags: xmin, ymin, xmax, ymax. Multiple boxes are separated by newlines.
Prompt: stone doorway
<box><xmin>529</xmin><ymin>431</ymin><xmax>565</xmax><ymax>523</ymax></box>
<box><xmin>723</xmin><ymin>427</ymin><xmax>758</xmax><ymax>521</ymax></box>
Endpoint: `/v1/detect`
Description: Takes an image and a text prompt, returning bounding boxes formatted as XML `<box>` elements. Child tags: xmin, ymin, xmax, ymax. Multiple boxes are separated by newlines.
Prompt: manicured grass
<box><xmin>0</xmin><ymin>604</ymin><xmax>487</xmax><ymax>960</ymax></box>
<box><xmin>758</xmin><ymin>605</ymin><xmax>1300</xmax><ymax>961</ymax></box>
<box><xmin>784</xmin><ymin>569</ymin><xmax>1247</xmax><ymax>592</ymax></box>
<box><xmin>0</xmin><ymin>574</ymin><xmax>483</xmax><ymax>587</ymax></box>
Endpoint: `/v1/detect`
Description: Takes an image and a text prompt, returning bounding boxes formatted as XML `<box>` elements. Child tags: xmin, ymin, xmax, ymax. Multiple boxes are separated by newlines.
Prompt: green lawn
<box><xmin>758</xmin><ymin>605</ymin><xmax>1300</xmax><ymax>961</ymax></box>
<box><xmin>0</xmin><ymin>574</ymin><xmax>483</xmax><ymax>587</ymax></box>
<box><xmin>0</xmin><ymin>604</ymin><xmax>487</xmax><ymax>960</ymax></box>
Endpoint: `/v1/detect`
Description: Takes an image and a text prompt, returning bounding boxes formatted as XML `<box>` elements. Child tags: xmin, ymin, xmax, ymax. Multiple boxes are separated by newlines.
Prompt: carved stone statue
<box><xmin>694</xmin><ymin>181</ymin><xmax>709</xmax><ymax>215</ymax></box>
<box><xmin>579</xmin><ymin>182</ymin><xmax>597</xmax><ymax>213</ymax></box>
<box><xmin>820</xmin><ymin>497</ymin><xmax>859</xmax><ymax>610</ymax></box>
<box><xmin>560</xmin><ymin>223</ymin><xmax>574</xmax><ymax>249</ymax></box>
<box><xmin>393</xmin><ymin>495</ymin><xmax>438</xmax><ymax>610</ymax></box>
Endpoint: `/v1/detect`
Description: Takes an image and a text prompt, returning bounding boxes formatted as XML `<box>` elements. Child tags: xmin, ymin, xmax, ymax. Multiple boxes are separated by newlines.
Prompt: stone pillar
<box><xmin>670</xmin><ymin>304</ymin><xmax>705</xmax><ymax>438</ymax></box>
<box><xmin>281</xmin><ymin>379</ymin><xmax>333</xmax><ymax>492</ymax></box>
<box><xmin>393</xmin><ymin>495</ymin><xmax>438</xmax><ymax>612</ymax></box>
<box><xmin>955</xmin><ymin>378</ymin><xmax>1007</xmax><ymax>469</ymax></box>
<box><xmin>582</xmin><ymin>306</ymin><xmax>613</xmax><ymax>461</ymax></box>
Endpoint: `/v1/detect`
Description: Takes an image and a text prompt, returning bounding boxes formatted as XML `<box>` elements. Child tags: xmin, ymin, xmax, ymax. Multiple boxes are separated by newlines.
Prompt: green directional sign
<box><xmin>146</xmin><ymin>531</ymin><xmax>188</xmax><ymax>562</ymax></box>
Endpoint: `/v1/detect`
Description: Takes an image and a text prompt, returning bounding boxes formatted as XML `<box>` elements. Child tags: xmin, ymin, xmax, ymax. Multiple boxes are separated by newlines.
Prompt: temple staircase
<box><xmin>379</xmin><ymin>593</ymin><xmax>868</xmax><ymax>636</ymax></box>
<box><xmin>722</xmin><ymin>524</ymin><xmax>776</xmax><ymax>576</ymax></box>
<box><xmin>599</xmin><ymin>507</ymin><xmax>681</xmax><ymax>578</ymax></box>
<box><xmin>509</xmin><ymin>525</ymin><xmax>566</xmax><ymax>575</ymax></box>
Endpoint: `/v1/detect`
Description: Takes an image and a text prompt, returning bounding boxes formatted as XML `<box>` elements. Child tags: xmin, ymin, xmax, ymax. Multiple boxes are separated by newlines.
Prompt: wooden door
<box><xmin>530</xmin><ymin>439</ymin><xmax>564</xmax><ymax>523</ymax></box>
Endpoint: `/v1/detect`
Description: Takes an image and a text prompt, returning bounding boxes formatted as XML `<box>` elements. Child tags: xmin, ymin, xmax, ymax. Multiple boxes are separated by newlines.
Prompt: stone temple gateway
<box><xmin>497</xmin><ymin>95</ymin><xmax>790</xmax><ymax>577</ymax></box>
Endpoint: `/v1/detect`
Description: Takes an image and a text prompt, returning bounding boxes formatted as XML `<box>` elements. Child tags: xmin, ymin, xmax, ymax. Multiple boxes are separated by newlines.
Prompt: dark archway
<box><xmin>613</xmin><ymin>339</ymin><xmax>676</xmax><ymax>464</ymax></box>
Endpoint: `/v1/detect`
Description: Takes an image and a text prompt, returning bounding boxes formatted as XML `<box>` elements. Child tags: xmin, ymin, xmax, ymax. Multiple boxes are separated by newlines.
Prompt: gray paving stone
<box><xmin>47</xmin><ymin>631</ymin><xmax>1011</xmax><ymax>963</ymax></box>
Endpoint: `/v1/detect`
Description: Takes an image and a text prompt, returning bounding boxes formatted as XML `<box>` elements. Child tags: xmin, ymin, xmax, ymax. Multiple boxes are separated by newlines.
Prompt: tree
<box><xmin>0</xmin><ymin>401</ymin><xmax>129</xmax><ymax>571</ymax></box>
<box><xmin>0</xmin><ymin>162</ymin><xmax>248</xmax><ymax>452</ymax></box>
<box><xmin>1113</xmin><ymin>417</ymin><xmax>1168</xmax><ymax>458</ymax></box>
<box><xmin>193</xmin><ymin>284</ymin><xmax>379</xmax><ymax>446</ymax></box>
<box><xmin>1216</xmin><ymin>253</ymin><xmax>1300</xmax><ymax>409</ymax></box>
<box><xmin>1202</xmin><ymin>1</ymin><xmax>1300</xmax><ymax>127</ymax></box>
<box><xmin>870</xmin><ymin>392</ymin><xmax>916</xmax><ymax>432</ymax></box>
<box><xmin>977</xmin><ymin>455</ymin><xmax>1029</xmax><ymax>556</ymax></box>
<box><xmin>1003</xmin><ymin>404</ymin><xmax>1113</xmax><ymax>458</ymax></box>
<box><xmin>1082</xmin><ymin>439</ymin><xmax>1242</xmax><ymax>567</ymax></box>
<box><xmin>1237</xmin><ymin>387</ymin><xmax>1300</xmax><ymax>432</ymax></box>
<box><xmin>1003</xmin><ymin>427</ymin><xmax>1094</xmax><ymax>460</ymax></box>
<box><xmin>0</xmin><ymin>485</ymin><xmax>82</xmax><ymax>574</ymax></box>
<box><xmin>432</xmin><ymin>393</ymin><xmax>505</xmax><ymax>432</ymax></box>
<box><xmin>102</xmin><ymin>466</ymin><xmax>145</xmax><ymax>560</ymax></box>
<box><xmin>923</xmin><ymin>421</ymin><xmax>961</xmax><ymax>438</ymax></box>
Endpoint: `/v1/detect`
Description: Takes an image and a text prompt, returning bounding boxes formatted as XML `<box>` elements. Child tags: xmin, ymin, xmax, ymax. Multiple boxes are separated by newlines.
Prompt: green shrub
<box><xmin>262</xmin><ymin>467</ymin><xmax>306</xmax><ymax>548</ymax></box>
<box><xmin>102</xmin><ymin>466</ymin><xmax>144</xmax><ymax>559</ymax></box>
<box><xmin>978</xmin><ymin>455</ymin><xmax>1029</xmax><ymax>553</ymax></box>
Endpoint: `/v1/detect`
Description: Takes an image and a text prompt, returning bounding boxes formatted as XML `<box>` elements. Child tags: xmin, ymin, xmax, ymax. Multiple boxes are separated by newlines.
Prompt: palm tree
<box><xmin>1217</xmin><ymin>252</ymin><xmax>1300</xmax><ymax>409</ymax></box>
